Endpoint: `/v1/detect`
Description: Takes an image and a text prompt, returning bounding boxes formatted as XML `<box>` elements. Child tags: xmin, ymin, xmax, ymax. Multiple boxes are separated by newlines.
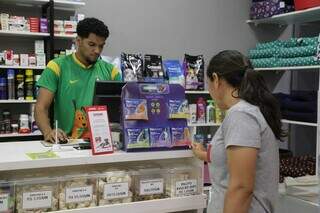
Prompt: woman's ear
<box><xmin>212</xmin><ymin>73</ymin><xmax>219</xmax><ymax>86</ymax></box>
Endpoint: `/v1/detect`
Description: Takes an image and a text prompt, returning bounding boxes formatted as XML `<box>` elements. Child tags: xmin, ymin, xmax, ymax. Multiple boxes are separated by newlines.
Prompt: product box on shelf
<box><xmin>294</xmin><ymin>0</ymin><xmax>320</xmax><ymax>10</ymax></box>
<box><xmin>20</xmin><ymin>54</ymin><xmax>29</xmax><ymax>66</ymax></box>
<box><xmin>36</xmin><ymin>54</ymin><xmax>46</xmax><ymax>67</ymax></box>
<box><xmin>0</xmin><ymin>13</ymin><xmax>9</xmax><ymax>31</ymax></box>
<box><xmin>8</xmin><ymin>16</ymin><xmax>27</xmax><ymax>32</ymax></box>
<box><xmin>132</xmin><ymin>168</ymin><xmax>168</xmax><ymax>201</ymax></box>
<box><xmin>59</xmin><ymin>175</ymin><xmax>98</xmax><ymax>210</ymax></box>
<box><xmin>34</xmin><ymin>40</ymin><xmax>44</xmax><ymax>54</ymax></box>
<box><xmin>64</xmin><ymin>20</ymin><xmax>77</xmax><ymax>34</ymax></box>
<box><xmin>97</xmin><ymin>170</ymin><xmax>133</xmax><ymax>206</ymax></box>
<box><xmin>15</xmin><ymin>177</ymin><xmax>59</xmax><ymax>213</ymax></box>
<box><xmin>165</xmin><ymin>166</ymin><xmax>202</xmax><ymax>198</ymax></box>
<box><xmin>0</xmin><ymin>181</ymin><xmax>14</xmax><ymax>213</ymax></box>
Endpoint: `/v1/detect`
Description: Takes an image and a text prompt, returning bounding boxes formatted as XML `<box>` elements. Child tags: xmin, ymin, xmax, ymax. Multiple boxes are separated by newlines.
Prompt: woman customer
<box><xmin>192</xmin><ymin>50</ymin><xmax>285</xmax><ymax>213</ymax></box>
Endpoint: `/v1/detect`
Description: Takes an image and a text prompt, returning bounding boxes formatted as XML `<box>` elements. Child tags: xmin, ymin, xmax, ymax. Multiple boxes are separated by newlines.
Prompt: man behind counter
<box><xmin>35</xmin><ymin>17</ymin><xmax>121</xmax><ymax>143</ymax></box>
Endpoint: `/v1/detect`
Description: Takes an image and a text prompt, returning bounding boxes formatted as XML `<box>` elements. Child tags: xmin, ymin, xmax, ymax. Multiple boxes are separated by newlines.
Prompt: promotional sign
<box><xmin>85</xmin><ymin>106</ymin><xmax>113</xmax><ymax>155</ymax></box>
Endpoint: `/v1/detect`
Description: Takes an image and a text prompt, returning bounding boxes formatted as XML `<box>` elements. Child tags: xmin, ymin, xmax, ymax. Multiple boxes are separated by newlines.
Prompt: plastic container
<box><xmin>0</xmin><ymin>78</ymin><xmax>7</xmax><ymax>100</ymax></box>
<box><xmin>0</xmin><ymin>181</ymin><xmax>15</xmax><ymax>213</ymax></box>
<box><xmin>16</xmin><ymin>71</ymin><xmax>24</xmax><ymax>100</ymax></box>
<box><xmin>58</xmin><ymin>175</ymin><xmax>97</xmax><ymax>210</ymax></box>
<box><xmin>215</xmin><ymin>106</ymin><xmax>225</xmax><ymax>124</ymax></box>
<box><xmin>3</xmin><ymin>111</ymin><xmax>11</xmax><ymax>134</ymax></box>
<box><xmin>34</xmin><ymin>75</ymin><xmax>41</xmax><ymax>98</ymax></box>
<box><xmin>7</xmin><ymin>69</ymin><xmax>15</xmax><ymax>100</ymax></box>
<box><xmin>25</xmin><ymin>70</ymin><xmax>34</xmax><ymax>100</ymax></box>
<box><xmin>19</xmin><ymin>114</ymin><xmax>30</xmax><ymax>134</ymax></box>
<box><xmin>166</xmin><ymin>166</ymin><xmax>202</xmax><ymax>197</ymax></box>
<box><xmin>206</xmin><ymin>100</ymin><xmax>215</xmax><ymax>123</ymax></box>
<box><xmin>11</xmin><ymin>124</ymin><xmax>18</xmax><ymax>134</ymax></box>
<box><xmin>15</xmin><ymin>177</ymin><xmax>59</xmax><ymax>213</ymax></box>
<box><xmin>97</xmin><ymin>170</ymin><xmax>133</xmax><ymax>206</ymax></box>
<box><xmin>132</xmin><ymin>169</ymin><xmax>168</xmax><ymax>201</ymax></box>
<box><xmin>196</xmin><ymin>98</ymin><xmax>206</xmax><ymax>123</ymax></box>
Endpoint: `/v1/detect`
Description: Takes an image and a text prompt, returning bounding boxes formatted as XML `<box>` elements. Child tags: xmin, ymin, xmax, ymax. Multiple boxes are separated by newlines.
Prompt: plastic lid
<box><xmin>0</xmin><ymin>78</ymin><xmax>6</xmax><ymax>84</ymax></box>
<box><xmin>25</xmin><ymin>69</ymin><xmax>33</xmax><ymax>76</ymax></box>
<box><xmin>7</xmin><ymin>69</ymin><xmax>15</xmax><ymax>77</ymax></box>
<box><xmin>20</xmin><ymin>114</ymin><xmax>29</xmax><ymax>119</ymax></box>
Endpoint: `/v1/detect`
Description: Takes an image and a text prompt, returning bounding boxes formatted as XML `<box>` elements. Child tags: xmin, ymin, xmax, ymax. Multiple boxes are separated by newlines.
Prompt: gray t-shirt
<box><xmin>207</xmin><ymin>100</ymin><xmax>279</xmax><ymax>213</ymax></box>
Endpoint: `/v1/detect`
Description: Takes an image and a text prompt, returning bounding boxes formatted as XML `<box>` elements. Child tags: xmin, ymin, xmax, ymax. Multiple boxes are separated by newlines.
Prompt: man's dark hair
<box><xmin>77</xmin><ymin>17</ymin><xmax>109</xmax><ymax>39</ymax></box>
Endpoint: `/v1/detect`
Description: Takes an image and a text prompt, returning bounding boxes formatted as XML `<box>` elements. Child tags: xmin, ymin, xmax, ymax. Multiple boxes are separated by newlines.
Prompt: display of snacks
<box><xmin>132</xmin><ymin>169</ymin><xmax>168</xmax><ymax>201</ymax></box>
<box><xmin>98</xmin><ymin>171</ymin><xmax>133</xmax><ymax>206</ymax></box>
<box><xmin>166</xmin><ymin>166</ymin><xmax>202</xmax><ymax>197</ymax></box>
<box><xmin>0</xmin><ymin>181</ymin><xmax>14</xmax><ymax>213</ymax></box>
<box><xmin>15</xmin><ymin>178</ymin><xmax>58</xmax><ymax>213</ymax></box>
<box><xmin>58</xmin><ymin>175</ymin><xmax>97</xmax><ymax>210</ymax></box>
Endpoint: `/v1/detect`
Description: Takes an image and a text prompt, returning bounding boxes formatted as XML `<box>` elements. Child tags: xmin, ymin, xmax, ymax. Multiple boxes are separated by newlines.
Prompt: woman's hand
<box><xmin>191</xmin><ymin>143</ymin><xmax>208</xmax><ymax>161</ymax></box>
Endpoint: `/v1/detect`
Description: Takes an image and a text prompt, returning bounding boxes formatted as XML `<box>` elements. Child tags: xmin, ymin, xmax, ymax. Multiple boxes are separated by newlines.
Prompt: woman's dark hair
<box><xmin>77</xmin><ymin>17</ymin><xmax>109</xmax><ymax>39</ymax></box>
<box><xmin>207</xmin><ymin>50</ymin><xmax>286</xmax><ymax>141</ymax></box>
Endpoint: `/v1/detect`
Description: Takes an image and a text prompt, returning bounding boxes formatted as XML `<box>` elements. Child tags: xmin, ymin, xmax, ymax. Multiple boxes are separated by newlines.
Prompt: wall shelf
<box><xmin>247</xmin><ymin>6</ymin><xmax>320</xmax><ymax>25</ymax></box>
<box><xmin>254</xmin><ymin>65</ymin><xmax>320</xmax><ymax>71</ymax></box>
<box><xmin>0</xmin><ymin>132</ymin><xmax>42</xmax><ymax>138</ymax></box>
<box><xmin>0</xmin><ymin>30</ymin><xmax>49</xmax><ymax>37</ymax></box>
<box><xmin>188</xmin><ymin>123</ymin><xmax>221</xmax><ymax>127</ymax></box>
<box><xmin>281</xmin><ymin>119</ymin><xmax>318</xmax><ymax>127</ymax></box>
<box><xmin>0</xmin><ymin>99</ymin><xmax>36</xmax><ymax>103</ymax></box>
<box><xmin>0</xmin><ymin>65</ymin><xmax>45</xmax><ymax>70</ymax></box>
<box><xmin>185</xmin><ymin>90</ymin><xmax>210</xmax><ymax>94</ymax></box>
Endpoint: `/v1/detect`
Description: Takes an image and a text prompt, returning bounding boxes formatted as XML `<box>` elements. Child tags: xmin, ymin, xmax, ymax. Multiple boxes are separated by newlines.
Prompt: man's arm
<box><xmin>35</xmin><ymin>87</ymin><xmax>67</xmax><ymax>142</ymax></box>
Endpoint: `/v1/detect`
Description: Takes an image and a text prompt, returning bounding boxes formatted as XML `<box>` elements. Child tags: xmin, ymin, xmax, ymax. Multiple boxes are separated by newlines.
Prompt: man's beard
<box><xmin>85</xmin><ymin>56</ymin><xmax>98</xmax><ymax>65</ymax></box>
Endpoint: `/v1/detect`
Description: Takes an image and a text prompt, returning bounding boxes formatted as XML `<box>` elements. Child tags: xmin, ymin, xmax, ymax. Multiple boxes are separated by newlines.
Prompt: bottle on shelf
<box><xmin>196</xmin><ymin>97</ymin><xmax>206</xmax><ymax>123</ymax></box>
<box><xmin>34</xmin><ymin>75</ymin><xmax>41</xmax><ymax>98</ymax></box>
<box><xmin>0</xmin><ymin>77</ymin><xmax>7</xmax><ymax>100</ymax></box>
<box><xmin>25</xmin><ymin>69</ymin><xmax>34</xmax><ymax>100</ymax></box>
<box><xmin>16</xmin><ymin>70</ymin><xmax>24</xmax><ymax>100</ymax></box>
<box><xmin>3</xmin><ymin>110</ymin><xmax>11</xmax><ymax>134</ymax></box>
<box><xmin>19</xmin><ymin>114</ymin><xmax>30</xmax><ymax>134</ymax></box>
<box><xmin>206</xmin><ymin>100</ymin><xmax>215</xmax><ymax>123</ymax></box>
<box><xmin>7</xmin><ymin>69</ymin><xmax>15</xmax><ymax>99</ymax></box>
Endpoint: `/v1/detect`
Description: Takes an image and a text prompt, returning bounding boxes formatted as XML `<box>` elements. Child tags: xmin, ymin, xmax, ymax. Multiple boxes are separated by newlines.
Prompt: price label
<box><xmin>65</xmin><ymin>186</ymin><xmax>93</xmax><ymax>203</ymax></box>
<box><xmin>22</xmin><ymin>191</ymin><xmax>52</xmax><ymax>209</ymax></box>
<box><xmin>140</xmin><ymin>179</ymin><xmax>163</xmax><ymax>195</ymax></box>
<box><xmin>104</xmin><ymin>182</ymin><xmax>129</xmax><ymax>199</ymax></box>
<box><xmin>175</xmin><ymin>180</ymin><xmax>197</xmax><ymax>196</ymax></box>
<box><xmin>0</xmin><ymin>194</ymin><xmax>9</xmax><ymax>211</ymax></box>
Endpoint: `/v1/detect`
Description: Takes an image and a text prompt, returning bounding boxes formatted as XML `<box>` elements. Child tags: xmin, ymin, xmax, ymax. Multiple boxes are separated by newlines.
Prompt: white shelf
<box><xmin>0</xmin><ymin>65</ymin><xmax>46</xmax><ymax>70</ymax></box>
<box><xmin>247</xmin><ymin>6</ymin><xmax>320</xmax><ymax>25</ymax></box>
<box><xmin>0</xmin><ymin>30</ymin><xmax>49</xmax><ymax>37</ymax></box>
<box><xmin>0</xmin><ymin>99</ymin><xmax>36</xmax><ymax>103</ymax></box>
<box><xmin>54</xmin><ymin>0</ymin><xmax>85</xmax><ymax>9</ymax></box>
<box><xmin>254</xmin><ymin>65</ymin><xmax>320</xmax><ymax>71</ymax></box>
<box><xmin>55</xmin><ymin>33</ymin><xmax>77</xmax><ymax>39</ymax></box>
<box><xmin>0</xmin><ymin>0</ymin><xmax>48</xmax><ymax>7</ymax></box>
<box><xmin>185</xmin><ymin>90</ymin><xmax>210</xmax><ymax>94</ymax></box>
<box><xmin>281</xmin><ymin>119</ymin><xmax>318</xmax><ymax>127</ymax></box>
<box><xmin>0</xmin><ymin>141</ymin><xmax>194</xmax><ymax>171</ymax></box>
<box><xmin>0</xmin><ymin>0</ymin><xmax>85</xmax><ymax>9</ymax></box>
<box><xmin>51</xmin><ymin>195</ymin><xmax>206</xmax><ymax>213</ymax></box>
<box><xmin>188</xmin><ymin>122</ymin><xmax>221</xmax><ymax>127</ymax></box>
<box><xmin>0</xmin><ymin>132</ymin><xmax>42</xmax><ymax>138</ymax></box>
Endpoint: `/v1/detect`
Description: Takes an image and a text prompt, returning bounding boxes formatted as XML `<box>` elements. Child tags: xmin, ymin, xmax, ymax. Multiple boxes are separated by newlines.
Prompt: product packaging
<box><xmin>168</xmin><ymin>99</ymin><xmax>189</xmax><ymax>119</ymax></box>
<box><xmin>163</xmin><ymin>60</ymin><xmax>185</xmax><ymax>87</ymax></box>
<box><xmin>196</xmin><ymin>98</ymin><xmax>206</xmax><ymax>123</ymax></box>
<box><xmin>121</xmin><ymin>53</ymin><xmax>143</xmax><ymax>82</ymax></box>
<box><xmin>184</xmin><ymin>54</ymin><xmax>204</xmax><ymax>90</ymax></box>
<box><xmin>144</xmin><ymin>54</ymin><xmax>164</xmax><ymax>82</ymax></box>
<box><xmin>124</xmin><ymin>99</ymin><xmax>148</xmax><ymax>120</ymax></box>
<box><xmin>126</xmin><ymin>128</ymin><xmax>150</xmax><ymax>149</ymax></box>
<box><xmin>149</xmin><ymin>127</ymin><xmax>171</xmax><ymax>148</ymax></box>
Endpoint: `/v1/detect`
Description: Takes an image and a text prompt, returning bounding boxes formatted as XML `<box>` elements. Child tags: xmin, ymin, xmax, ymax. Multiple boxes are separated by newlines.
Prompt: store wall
<box><xmin>78</xmin><ymin>0</ymin><xmax>259</xmax><ymax>62</ymax></box>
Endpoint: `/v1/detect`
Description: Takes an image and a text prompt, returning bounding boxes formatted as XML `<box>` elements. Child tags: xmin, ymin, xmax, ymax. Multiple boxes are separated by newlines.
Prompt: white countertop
<box><xmin>0</xmin><ymin>141</ymin><xmax>194</xmax><ymax>171</ymax></box>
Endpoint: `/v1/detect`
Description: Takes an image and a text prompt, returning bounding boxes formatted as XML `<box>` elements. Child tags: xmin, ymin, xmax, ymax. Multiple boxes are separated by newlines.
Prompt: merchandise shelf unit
<box><xmin>247</xmin><ymin>7</ymin><xmax>320</xmax><ymax>212</ymax></box>
<box><xmin>246</xmin><ymin>6</ymin><xmax>320</xmax><ymax>25</ymax></box>
<box><xmin>0</xmin><ymin>141</ymin><xmax>207</xmax><ymax>212</ymax></box>
<box><xmin>0</xmin><ymin>0</ymin><xmax>85</xmax><ymax>142</ymax></box>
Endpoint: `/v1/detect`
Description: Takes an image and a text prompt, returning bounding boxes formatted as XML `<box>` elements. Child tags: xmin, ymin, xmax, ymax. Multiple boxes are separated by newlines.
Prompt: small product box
<box><xmin>189</xmin><ymin>104</ymin><xmax>197</xmax><ymax>123</ymax></box>
<box><xmin>20</xmin><ymin>54</ymin><xmax>29</xmax><ymax>66</ymax></box>
<box><xmin>149</xmin><ymin>127</ymin><xmax>171</xmax><ymax>148</ymax></box>
<box><xmin>64</xmin><ymin>20</ymin><xmax>77</xmax><ymax>35</ymax></box>
<box><xmin>97</xmin><ymin>170</ymin><xmax>133</xmax><ymax>206</ymax></box>
<box><xmin>13</xmin><ymin>54</ymin><xmax>20</xmax><ymax>66</ymax></box>
<box><xmin>171</xmin><ymin>127</ymin><xmax>191</xmax><ymax>147</ymax></box>
<box><xmin>28</xmin><ymin>55</ymin><xmax>36</xmax><ymax>67</ymax></box>
<box><xmin>124</xmin><ymin>99</ymin><xmax>148</xmax><ymax>120</ymax></box>
<box><xmin>4</xmin><ymin>50</ymin><xmax>13</xmax><ymax>66</ymax></box>
<box><xmin>40</xmin><ymin>18</ymin><xmax>48</xmax><ymax>33</ymax></box>
<box><xmin>126</xmin><ymin>128</ymin><xmax>150</xmax><ymax>149</ymax></box>
<box><xmin>0</xmin><ymin>13</ymin><xmax>9</xmax><ymax>31</ymax></box>
<box><xmin>59</xmin><ymin>175</ymin><xmax>97</xmax><ymax>210</ymax></box>
<box><xmin>0</xmin><ymin>181</ymin><xmax>14</xmax><ymax>213</ymax></box>
<box><xmin>28</xmin><ymin>17</ymin><xmax>39</xmax><ymax>32</ymax></box>
<box><xmin>168</xmin><ymin>99</ymin><xmax>189</xmax><ymax>119</ymax></box>
<box><xmin>132</xmin><ymin>169</ymin><xmax>168</xmax><ymax>201</ymax></box>
<box><xmin>36</xmin><ymin>54</ymin><xmax>46</xmax><ymax>67</ymax></box>
<box><xmin>34</xmin><ymin>40</ymin><xmax>44</xmax><ymax>54</ymax></box>
<box><xmin>15</xmin><ymin>177</ymin><xmax>59</xmax><ymax>212</ymax></box>
<box><xmin>166</xmin><ymin>165</ymin><xmax>202</xmax><ymax>197</ymax></box>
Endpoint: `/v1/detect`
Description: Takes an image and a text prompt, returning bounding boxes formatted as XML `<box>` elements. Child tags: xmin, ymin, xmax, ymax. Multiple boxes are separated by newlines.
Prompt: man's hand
<box><xmin>191</xmin><ymin>142</ymin><xmax>208</xmax><ymax>161</ymax></box>
<box><xmin>44</xmin><ymin>128</ymin><xmax>68</xmax><ymax>143</ymax></box>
